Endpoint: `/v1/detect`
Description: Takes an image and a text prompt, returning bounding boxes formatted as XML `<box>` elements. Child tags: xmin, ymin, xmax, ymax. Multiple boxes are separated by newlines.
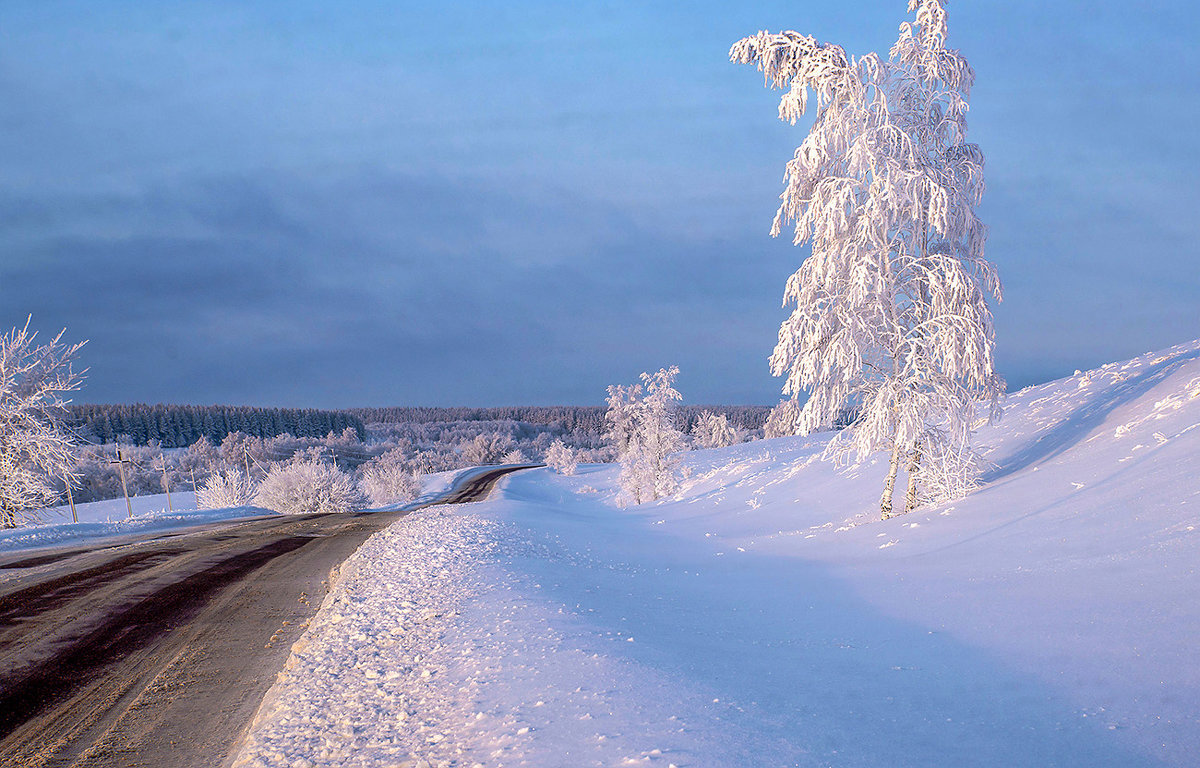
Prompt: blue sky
<box><xmin>1</xmin><ymin>1</ymin><xmax>1196</xmax><ymax>407</ymax></box>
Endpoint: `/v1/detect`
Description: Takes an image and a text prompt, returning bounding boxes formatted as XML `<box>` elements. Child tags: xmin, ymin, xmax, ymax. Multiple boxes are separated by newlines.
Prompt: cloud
<box><xmin>0</xmin><ymin>170</ymin><xmax>794</xmax><ymax>406</ymax></box>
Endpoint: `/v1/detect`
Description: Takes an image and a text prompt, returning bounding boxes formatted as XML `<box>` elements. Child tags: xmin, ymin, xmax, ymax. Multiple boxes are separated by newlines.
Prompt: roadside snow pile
<box><xmin>234</xmin><ymin>340</ymin><xmax>1200</xmax><ymax>767</ymax></box>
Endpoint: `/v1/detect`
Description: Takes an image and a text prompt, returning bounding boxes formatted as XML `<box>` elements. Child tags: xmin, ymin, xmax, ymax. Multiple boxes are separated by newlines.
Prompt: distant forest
<box><xmin>69</xmin><ymin>403</ymin><xmax>367</xmax><ymax>447</ymax></box>
<box><xmin>348</xmin><ymin>405</ymin><xmax>773</xmax><ymax>433</ymax></box>
<box><xmin>67</xmin><ymin>404</ymin><xmax>772</xmax><ymax>448</ymax></box>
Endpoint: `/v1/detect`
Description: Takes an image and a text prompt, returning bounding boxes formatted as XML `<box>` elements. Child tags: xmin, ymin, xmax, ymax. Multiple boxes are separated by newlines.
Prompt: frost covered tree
<box><xmin>357</xmin><ymin>447</ymin><xmax>421</xmax><ymax>506</ymax></box>
<box><xmin>544</xmin><ymin>438</ymin><xmax>577</xmax><ymax>476</ymax></box>
<box><xmin>603</xmin><ymin>383</ymin><xmax>641</xmax><ymax>461</ymax></box>
<box><xmin>196</xmin><ymin>469</ymin><xmax>257</xmax><ymax>510</ymax></box>
<box><xmin>0</xmin><ymin>320</ymin><xmax>86</xmax><ymax>526</ymax></box>
<box><xmin>691</xmin><ymin>410</ymin><xmax>738</xmax><ymax>449</ymax></box>
<box><xmin>607</xmin><ymin>367</ymin><xmax>686</xmax><ymax>505</ymax></box>
<box><xmin>460</xmin><ymin>432</ymin><xmax>514</xmax><ymax>466</ymax></box>
<box><xmin>255</xmin><ymin>457</ymin><xmax>365</xmax><ymax>515</ymax></box>
<box><xmin>732</xmin><ymin>0</ymin><xmax>1004</xmax><ymax>517</ymax></box>
<box><xmin>500</xmin><ymin>449</ymin><xmax>526</xmax><ymax>465</ymax></box>
<box><xmin>762</xmin><ymin>399</ymin><xmax>803</xmax><ymax>440</ymax></box>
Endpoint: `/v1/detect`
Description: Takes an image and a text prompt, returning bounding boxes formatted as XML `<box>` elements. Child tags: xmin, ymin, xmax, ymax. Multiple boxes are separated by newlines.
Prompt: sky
<box><xmin>1</xmin><ymin>0</ymin><xmax>1196</xmax><ymax>408</ymax></box>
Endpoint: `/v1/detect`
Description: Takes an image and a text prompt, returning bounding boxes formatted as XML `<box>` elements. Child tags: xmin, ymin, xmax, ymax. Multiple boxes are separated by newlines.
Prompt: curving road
<box><xmin>0</xmin><ymin>464</ymin><xmax>533</xmax><ymax>768</ymax></box>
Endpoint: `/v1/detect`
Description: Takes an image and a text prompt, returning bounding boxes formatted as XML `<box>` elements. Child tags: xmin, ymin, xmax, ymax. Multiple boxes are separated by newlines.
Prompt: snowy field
<box><xmin>0</xmin><ymin>491</ymin><xmax>280</xmax><ymax>553</ymax></box>
<box><xmin>0</xmin><ymin>470</ymin><xmax>483</xmax><ymax>555</ymax></box>
<box><xmin>233</xmin><ymin>340</ymin><xmax>1200</xmax><ymax>768</ymax></box>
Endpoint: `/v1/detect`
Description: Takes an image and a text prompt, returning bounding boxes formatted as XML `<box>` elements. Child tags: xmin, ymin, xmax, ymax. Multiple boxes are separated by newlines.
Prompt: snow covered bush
<box><xmin>357</xmin><ymin>448</ymin><xmax>421</xmax><ymax>507</ymax></box>
<box><xmin>460</xmin><ymin>432</ymin><xmax>514</xmax><ymax>466</ymax></box>
<box><xmin>691</xmin><ymin>410</ymin><xmax>738</xmax><ymax>449</ymax></box>
<box><xmin>196</xmin><ymin>469</ymin><xmax>257</xmax><ymax>510</ymax></box>
<box><xmin>544</xmin><ymin>438</ymin><xmax>577</xmax><ymax>475</ymax></box>
<box><xmin>500</xmin><ymin>449</ymin><xmax>526</xmax><ymax>465</ymax></box>
<box><xmin>732</xmin><ymin>0</ymin><xmax>1004</xmax><ymax>517</ymax></box>
<box><xmin>607</xmin><ymin>366</ymin><xmax>686</xmax><ymax>505</ymax></box>
<box><xmin>255</xmin><ymin>457</ymin><xmax>365</xmax><ymax>515</ymax></box>
<box><xmin>0</xmin><ymin>319</ymin><xmax>86</xmax><ymax>526</ymax></box>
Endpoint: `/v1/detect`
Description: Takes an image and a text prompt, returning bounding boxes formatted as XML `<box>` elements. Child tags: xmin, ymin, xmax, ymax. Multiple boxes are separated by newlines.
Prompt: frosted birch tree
<box><xmin>606</xmin><ymin>367</ymin><xmax>685</xmax><ymax>505</ymax></box>
<box><xmin>0</xmin><ymin>319</ymin><xmax>86</xmax><ymax>526</ymax></box>
<box><xmin>636</xmin><ymin>366</ymin><xmax>686</xmax><ymax>500</ymax></box>
<box><xmin>731</xmin><ymin>0</ymin><xmax>1004</xmax><ymax>518</ymax></box>
<box><xmin>691</xmin><ymin>410</ymin><xmax>738</xmax><ymax>449</ymax></box>
<box><xmin>544</xmin><ymin>438</ymin><xmax>578</xmax><ymax>476</ymax></box>
<box><xmin>604</xmin><ymin>383</ymin><xmax>641</xmax><ymax>461</ymax></box>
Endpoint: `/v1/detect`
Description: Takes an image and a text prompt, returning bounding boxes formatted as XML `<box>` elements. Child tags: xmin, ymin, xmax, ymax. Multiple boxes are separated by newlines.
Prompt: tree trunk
<box><xmin>904</xmin><ymin>441</ymin><xmax>922</xmax><ymax>514</ymax></box>
<box><xmin>880</xmin><ymin>437</ymin><xmax>903</xmax><ymax>520</ymax></box>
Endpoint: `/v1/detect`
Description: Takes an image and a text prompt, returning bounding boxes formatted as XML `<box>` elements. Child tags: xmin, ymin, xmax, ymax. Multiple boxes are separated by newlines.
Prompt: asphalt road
<box><xmin>0</xmin><ymin>464</ymin><xmax>532</xmax><ymax>768</ymax></box>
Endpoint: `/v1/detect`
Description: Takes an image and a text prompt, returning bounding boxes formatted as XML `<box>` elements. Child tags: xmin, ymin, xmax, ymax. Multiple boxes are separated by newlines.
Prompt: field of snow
<box><xmin>0</xmin><ymin>491</ymin><xmax>282</xmax><ymax>553</ymax></box>
<box><xmin>233</xmin><ymin>340</ymin><xmax>1200</xmax><ymax>768</ymax></box>
<box><xmin>0</xmin><ymin>469</ymin><xmax>483</xmax><ymax>555</ymax></box>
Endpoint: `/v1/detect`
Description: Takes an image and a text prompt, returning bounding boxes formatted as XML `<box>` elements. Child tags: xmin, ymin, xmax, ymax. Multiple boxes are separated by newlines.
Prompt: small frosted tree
<box><xmin>762</xmin><ymin>399</ymin><xmax>803</xmax><ymax>440</ymax></box>
<box><xmin>691</xmin><ymin>410</ymin><xmax>738</xmax><ymax>449</ymax></box>
<box><xmin>500</xmin><ymin>449</ymin><xmax>526</xmax><ymax>465</ymax></box>
<box><xmin>603</xmin><ymin>383</ymin><xmax>641</xmax><ymax>461</ymax></box>
<box><xmin>357</xmin><ymin>447</ymin><xmax>421</xmax><ymax>506</ymax></box>
<box><xmin>732</xmin><ymin>0</ymin><xmax>1004</xmax><ymax>517</ymax></box>
<box><xmin>608</xmin><ymin>366</ymin><xmax>685</xmax><ymax>505</ymax></box>
<box><xmin>0</xmin><ymin>320</ymin><xmax>86</xmax><ymax>526</ymax></box>
<box><xmin>544</xmin><ymin>438</ymin><xmax>577</xmax><ymax>476</ymax></box>
<box><xmin>461</xmin><ymin>432</ymin><xmax>514</xmax><ymax>466</ymax></box>
<box><xmin>196</xmin><ymin>469</ymin><xmax>257</xmax><ymax>510</ymax></box>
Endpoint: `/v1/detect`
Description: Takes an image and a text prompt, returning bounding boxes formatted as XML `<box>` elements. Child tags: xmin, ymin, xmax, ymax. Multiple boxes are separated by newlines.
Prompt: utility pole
<box><xmin>63</xmin><ymin>472</ymin><xmax>78</xmax><ymax>523</ymax></box>
<box><xmin>158</xmin><ymin>457</ymin><xmax>173</xmax><ymax>512</ymax></box>
<box><xmin>110</xmin><ymin>446</ymin><xmax>135</xmax><ymax>519</ymax></box>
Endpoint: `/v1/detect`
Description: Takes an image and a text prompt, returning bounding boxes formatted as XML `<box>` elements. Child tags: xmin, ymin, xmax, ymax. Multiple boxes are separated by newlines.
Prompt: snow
<box><xmin>234</xmin><ymin>340</ymin><xmax>1200</xmax><ymax>767</ymax></box>
<box><xmin>0</xmin><ymin>469</ymin><xmax>479</xmax><ymax>555</ymax></box>
<box><xmin>0</xmin><ymin>492</ymin><xmax>278</xmax><ymax>553</ymax></box>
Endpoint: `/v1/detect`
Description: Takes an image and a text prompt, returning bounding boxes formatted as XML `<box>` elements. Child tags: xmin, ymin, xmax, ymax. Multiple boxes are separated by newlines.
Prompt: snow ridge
<box><xmin>233</xmin><ymin>508</ymin><xmax>501</xmax><ymax>768</ymax></box>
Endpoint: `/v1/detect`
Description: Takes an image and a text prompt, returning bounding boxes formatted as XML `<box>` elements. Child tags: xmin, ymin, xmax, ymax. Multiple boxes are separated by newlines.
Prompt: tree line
<box><xmin>68</xmin><ymin>403</ymin><xmax>367</xmax><ymax>448</ymax></box>
<box><xmin>350</xmin><ymin>405</ymin><xmax>772</xmax><ymax>434</ymax></box>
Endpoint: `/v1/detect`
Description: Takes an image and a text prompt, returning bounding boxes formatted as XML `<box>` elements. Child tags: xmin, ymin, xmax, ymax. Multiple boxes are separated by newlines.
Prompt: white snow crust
<box><xmin>0</xmin><ymin>471</ymin><xmax>473</xmax><ymax>555</ymax></box>
<box><xmin>234</xmin><ymin>340</ymin><xmax>1200</xmax><ymax>767</ymax></box>
<box><xmin>0</xmin><ymin>492</ymin><xmax>280</xmax><ymax>553</ymax></box>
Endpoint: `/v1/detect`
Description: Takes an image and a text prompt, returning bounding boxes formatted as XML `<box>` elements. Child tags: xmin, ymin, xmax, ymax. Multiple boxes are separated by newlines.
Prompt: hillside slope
<box><xmin>234</xmin><ymin>340</ymin><xmax>1200</xmax><ymax>768</ymax></box>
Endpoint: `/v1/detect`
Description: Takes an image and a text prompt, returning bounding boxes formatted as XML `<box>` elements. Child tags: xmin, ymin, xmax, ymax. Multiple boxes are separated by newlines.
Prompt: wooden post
<box><xmin>160</xmin><ymin>459</ymin><xmax>173</xmax><ymax>512</ymax></box>
<box><xmin>111</xmin><ymin>446</ymin><xmax>134</xmax><ymax>519</ymax></box>
<box><xmin>63</xmin><ymin>473</ymin><xmax>78</xmax><ymax>523</ymax></box>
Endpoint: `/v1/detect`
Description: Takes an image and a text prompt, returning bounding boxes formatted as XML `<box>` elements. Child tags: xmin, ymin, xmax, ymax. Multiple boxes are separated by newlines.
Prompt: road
<box><xmin>0</xmin><ymin>465</ymin><xmax>532</xmax><ymax>768</ymax></box>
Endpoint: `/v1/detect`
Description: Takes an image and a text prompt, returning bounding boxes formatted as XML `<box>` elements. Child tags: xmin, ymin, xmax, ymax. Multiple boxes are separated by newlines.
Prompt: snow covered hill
<box><xmin>233</xmin><ymin>340</ymin><xmax>1200</xmax><ymax>768</ymax></box>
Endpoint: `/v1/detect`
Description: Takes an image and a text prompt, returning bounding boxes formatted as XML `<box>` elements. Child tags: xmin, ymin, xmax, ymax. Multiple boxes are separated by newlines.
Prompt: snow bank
<box><xmin>0</xmin><ymin>495</ymin><xmax>277</xmax><ymax>553</ymax></box>
<box><xmin>1</xmin><ymin>467</ymin><xmax>486</xmax><ymax>553</ymax></box>
<box><xmin>234</xmin><ymin>339</ymin><xmax>1200</xmax><ymax>767</ymax></box>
